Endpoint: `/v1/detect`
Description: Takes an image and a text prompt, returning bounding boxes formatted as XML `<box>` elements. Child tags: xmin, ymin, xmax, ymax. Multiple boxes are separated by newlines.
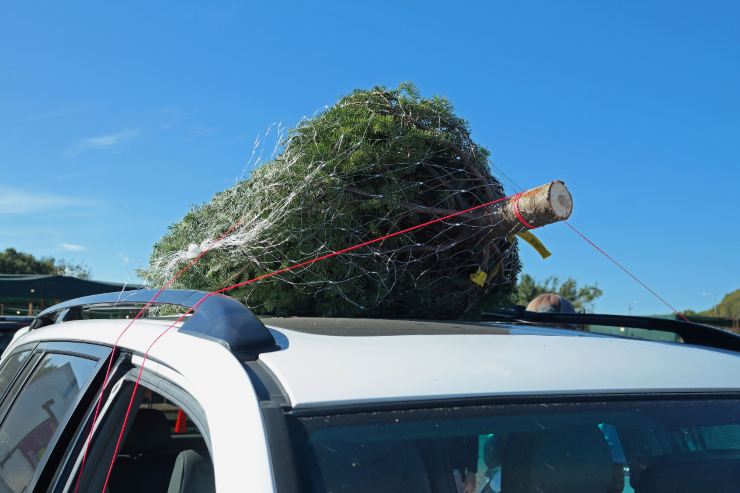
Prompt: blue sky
<box><xmin>1</xmin><ymin>1</ymin><xmax>738</xmax><ymax>315</ymax></box>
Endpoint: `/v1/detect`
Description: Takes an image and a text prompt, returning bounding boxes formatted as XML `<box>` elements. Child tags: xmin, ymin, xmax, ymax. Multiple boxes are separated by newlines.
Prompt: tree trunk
<box><xmin>492</xmin><ymin>180</ymin><xmax>573</xmax><ymax>234</ymax></box>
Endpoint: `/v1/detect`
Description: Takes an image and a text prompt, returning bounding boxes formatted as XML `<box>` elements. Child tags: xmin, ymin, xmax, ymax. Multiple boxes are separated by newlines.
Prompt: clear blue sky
<box><xmin>1</xmin><ymin>1</ymin><xmax>738</xmax><ymax>315</ymax></box>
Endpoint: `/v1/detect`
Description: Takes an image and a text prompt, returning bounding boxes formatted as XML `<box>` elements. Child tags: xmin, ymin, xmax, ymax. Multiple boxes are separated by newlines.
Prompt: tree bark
<box><xmin>492</xmin><ymin>180</ymin><xmax>573</xmax><ymax>234</ymax></box>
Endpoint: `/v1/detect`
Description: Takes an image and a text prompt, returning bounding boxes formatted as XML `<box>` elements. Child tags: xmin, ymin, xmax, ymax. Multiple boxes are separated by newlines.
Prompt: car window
<box><xmin>107</xmin><ymin>387</ymin><xmax>214</xmax><ymax>492</ymax></box>
<box><xmin>0</xmin><ymin>349</ymin><xmax>31</xmax><ymax>395</ymax></box>
<box><xmin>0</xmin><ymin>352</ymin><xmax>98</xmax><ymax>493</ymax></box>
<box><xmin>74</xmin><ymin>384</ymin><xmax>214</xmax><ymax>493</ymax></box>
<box><xmin>290</xmin><ymin>399</ymin><xmax>740</xmax><ymax>493</ymax></box>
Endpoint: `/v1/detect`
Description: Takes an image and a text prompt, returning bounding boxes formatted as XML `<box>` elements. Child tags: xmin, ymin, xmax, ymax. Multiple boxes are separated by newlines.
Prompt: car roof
<box><xmin>5</xmin><ymin>316</ymin><xmax>740</xmax><ymax>411</ymax></box>
<box><xmin>259</xmin><ymin>318</ymin><xmax>740</xmax><ymax>409</ymax></box>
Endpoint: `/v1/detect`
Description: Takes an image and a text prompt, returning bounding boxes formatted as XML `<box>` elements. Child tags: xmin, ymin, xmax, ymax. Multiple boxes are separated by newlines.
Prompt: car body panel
<box><xmin>260</xmin><ymin>326</ymin><xmax>740</xmax><ymax>409</ymax></box>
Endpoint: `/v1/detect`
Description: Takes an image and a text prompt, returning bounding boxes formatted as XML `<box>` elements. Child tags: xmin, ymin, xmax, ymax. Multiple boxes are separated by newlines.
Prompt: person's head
<box><xmin>526</xmin><ymin>293</ymin><xmax>576</xmax><ymax>314</ymax></box>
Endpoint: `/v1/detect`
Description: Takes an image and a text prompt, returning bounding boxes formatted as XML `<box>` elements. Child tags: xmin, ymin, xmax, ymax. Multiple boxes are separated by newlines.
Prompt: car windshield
<box><xmin>289</xmin><ymin>398</ymin><xmax>740</xmax><ymax>493</ymax></box>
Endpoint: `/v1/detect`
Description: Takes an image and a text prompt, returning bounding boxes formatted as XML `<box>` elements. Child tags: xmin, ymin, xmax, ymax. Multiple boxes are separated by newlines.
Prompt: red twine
<box><xmin>512</xmin><ymin>192</ymin><xmax>535</xmax><ymax>229</ymax></box>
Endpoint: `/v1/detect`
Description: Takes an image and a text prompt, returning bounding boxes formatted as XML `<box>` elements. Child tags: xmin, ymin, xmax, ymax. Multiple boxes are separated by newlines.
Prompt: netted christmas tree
<box><xmin>143</xmin><ymin>84</ymin><xmax>524</xmax><ymax>319</ymax></box>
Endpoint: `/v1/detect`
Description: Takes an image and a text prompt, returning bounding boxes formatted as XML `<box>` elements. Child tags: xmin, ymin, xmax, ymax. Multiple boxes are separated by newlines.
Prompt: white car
<box><xmin>0</xmin><ymin>289</ymin><xmax>738</xmax><ymax>493</ymax></box>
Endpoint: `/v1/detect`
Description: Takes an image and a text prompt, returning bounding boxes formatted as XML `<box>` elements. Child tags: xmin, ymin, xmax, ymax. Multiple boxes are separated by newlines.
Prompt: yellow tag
<box><xmin>470</xmin><ymin>269</ymin><xmax>487</xmax><ymax>287</ymax></box>
<box><xmin>516</xmin><ymin>230</ymin><xmax>551</xmax><ymax>259</ymax></box>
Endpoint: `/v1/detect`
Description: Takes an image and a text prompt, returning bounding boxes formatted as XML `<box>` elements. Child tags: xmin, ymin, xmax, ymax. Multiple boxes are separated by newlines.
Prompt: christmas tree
<box><xmin>144</xmin><ymin>84</ymin><xmax>524</xmax><ymax>318</ymax></box>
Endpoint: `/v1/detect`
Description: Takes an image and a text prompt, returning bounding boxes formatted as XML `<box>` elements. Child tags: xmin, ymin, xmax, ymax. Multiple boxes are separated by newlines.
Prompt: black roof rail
<box><xmin>32</xmin><ymin>289</ymin><xmax>278</xmax><ymax>359</ymax></box>
<box><xmin>480</xmin><ymin>307</ymin><xmax>740</xmax><ymax>353</ymax></box>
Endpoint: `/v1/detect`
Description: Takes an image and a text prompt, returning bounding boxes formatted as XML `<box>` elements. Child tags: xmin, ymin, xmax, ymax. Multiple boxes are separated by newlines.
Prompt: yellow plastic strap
<box><xmin>516</xmin><ymin>230</ymin><xmax>551</xmax><ymax>259</ymax></box>
<box><xmin>470</xmin><ymin>269</ymin><xmax>487</xmax><ymax>287</ymax></box>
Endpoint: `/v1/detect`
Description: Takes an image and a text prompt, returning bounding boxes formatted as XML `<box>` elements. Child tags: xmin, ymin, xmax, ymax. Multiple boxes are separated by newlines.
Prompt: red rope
<box><xmin>512</xmin><ymin>192</ymin><xmax>535</xmax><ymax>229</ymax></box>
<box><xmin>563</xmin><ymin>221</ymin><xmax>690</xmax><ymax>322</ymax></box>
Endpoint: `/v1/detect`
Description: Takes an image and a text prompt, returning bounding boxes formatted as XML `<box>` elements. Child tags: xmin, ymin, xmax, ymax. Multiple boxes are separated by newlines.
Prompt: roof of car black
<box><xmin>261</xmin><ymin>317</ymin><xmax>593</xmax><ymax>337</ymax></box>
<box><xmin>263</xmin><ymin>317</ymin><xmax>496</xmax><ymax>336</ymax></box>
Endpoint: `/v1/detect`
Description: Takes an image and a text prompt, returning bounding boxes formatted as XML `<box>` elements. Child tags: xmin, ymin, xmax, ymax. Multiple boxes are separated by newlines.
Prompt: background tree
<box><xmin>684</xmin><ymin>289</ymin><xmax>740</xmax><ymax>320</ymax></box>
<box><xmin>515</xmin><ymin>274</ymin><xmax>603</xmax><ymax>312</ymax></box>
<box><xmin>0</xmin><ymin>248</ymin><xmax>91</xmax><ymax>279</ymax></box>
<box><xmin>701</xmin><ymin>289</ymin><xmax>739</xmax><ymax>319</ymax></box>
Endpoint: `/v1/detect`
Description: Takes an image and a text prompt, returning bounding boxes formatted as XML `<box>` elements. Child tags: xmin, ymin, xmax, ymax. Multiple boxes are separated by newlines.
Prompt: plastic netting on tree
<box><xmin>143</xmin><ymin>84</ymin><xmax>521</xmax><ymax>319</ymax></box>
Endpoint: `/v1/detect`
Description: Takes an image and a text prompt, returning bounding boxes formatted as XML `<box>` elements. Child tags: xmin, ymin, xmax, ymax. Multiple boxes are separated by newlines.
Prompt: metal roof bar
<box><xmin>32</xmin><ymin>289</ymin><xmax>278</xmax><ymax>359</ymax></box>
<box><xmin>481</xmin><ymin>308</ymin><xmax>740</xmax><ymax>353</ymax></box>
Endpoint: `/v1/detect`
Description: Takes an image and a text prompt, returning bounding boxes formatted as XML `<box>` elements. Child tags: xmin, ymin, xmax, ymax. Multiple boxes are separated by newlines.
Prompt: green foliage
<box><xmin>515</xmin><ymin>274</ymin><xmax>603</xmax><ymax>312</ymax></box>
<box><xmin>145</xmin><ymin>84</ymin><xmax>519</xmax><ymax>319</ymax></box>
<box><xmin>0</xmin><ymin>248</ymin><xmax>91</xmax><ymax>279</ymax></box>
<box><xmin>699</xmin><ymin>289</ymin><xmax>740</xmax><ymax>319</ymax></box>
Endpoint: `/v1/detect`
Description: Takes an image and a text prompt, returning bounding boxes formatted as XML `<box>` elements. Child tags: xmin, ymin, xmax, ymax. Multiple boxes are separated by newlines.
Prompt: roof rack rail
<box><xmin>32</xmin><ymin>289</ymin><xmax>278</xmax><ymax>359</ymax></box>
<box><xmin>480</xmin><ymin>307</ymin><xmax>740</xmax><ymax>353</ymax></box>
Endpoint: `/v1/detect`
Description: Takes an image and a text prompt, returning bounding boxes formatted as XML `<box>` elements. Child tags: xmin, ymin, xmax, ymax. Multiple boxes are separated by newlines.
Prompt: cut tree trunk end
<box><xmin>496</xmin><ymin>180</ymin><xmax>573</xmax><ymax>233</ymax></box>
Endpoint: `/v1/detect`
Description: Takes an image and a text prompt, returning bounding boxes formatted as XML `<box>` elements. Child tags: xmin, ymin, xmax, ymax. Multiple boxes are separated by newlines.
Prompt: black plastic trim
<box><xmin>36</xmin><ymin>340</ymin><xmax>111</xmax><ymax>360</ymax></box>
<box><xmin>480</xmin><ymin>308</ymin><xmax>740</xmax><ymax>352</ymax></box>
<box><xmin>242</xmin><ymin>360</ymin><xmax>297</xmax><ymax>493</ymax></box>
<box><xmin>261</xmin><ymin>402</ymin><xmax>302</xmax><ymax>493</ymax></box>
<box><xmin>287</xmin><ymin>391</ymin><xmax>740</xmax><ymax>417</ymax></box>
<box><xmin>244</xmin><ymin>360</ymin><xmax>290</xmax><ymax>406</ymax></box>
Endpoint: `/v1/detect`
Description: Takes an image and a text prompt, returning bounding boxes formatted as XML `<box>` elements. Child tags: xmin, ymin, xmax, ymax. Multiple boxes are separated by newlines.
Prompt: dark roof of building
<box><xmin>0</xmin><ymin>274</ymin><xmax>141</xmax><ymax>302</ymax></box>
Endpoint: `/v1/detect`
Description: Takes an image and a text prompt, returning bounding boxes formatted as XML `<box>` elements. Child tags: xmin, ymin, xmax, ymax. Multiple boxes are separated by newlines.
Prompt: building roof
<box><xmin>0</xmin><ymin>274</ymin><xmax>140</xmax><ymax>303</ymax></box>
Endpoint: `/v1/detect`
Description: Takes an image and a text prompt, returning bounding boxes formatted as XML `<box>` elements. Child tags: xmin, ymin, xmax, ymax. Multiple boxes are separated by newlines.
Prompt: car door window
<box><xmin>0</xmin><ymin>350</ymin><xmax>31</xmax><ymax>395</ymax></box>
<box><xmin>107</xmin><ymin>388</ymin><xmax>214</xmax><ymax>492</ymax></box>
<box><xmin>0</xmin><ymin>352</ymin><xmax>98</xmax><ymax>493</ymax></box>
<box><xmin>73</xmin><ymin>381</ymin><xmax>214</xmax><ymax>493</ymax></box>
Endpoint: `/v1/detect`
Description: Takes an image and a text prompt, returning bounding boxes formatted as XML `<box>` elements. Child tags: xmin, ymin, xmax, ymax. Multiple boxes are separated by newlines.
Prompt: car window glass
<box><xmin>0</xmin><ymin>350</ymin><xmax>31</xmax><ymax>395</ymax></box>
<box><xmin>0</xmin><ymin>353</ymin><xmax>97</xmax><ymax>493</ymax></box>
<box><xmin>694</xmin><ymin>424</ymin><xmax>740</xmax><ymax>450</ymax></box>
<box><xmin>105</xmin><ymin>387</ymin><xmax>214</xmax><ymax>492</ymax></box>
<box><xmin>293</xmin><ymin>399</ymin><xmax>740</xmax><ymax>493</ymax></box>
